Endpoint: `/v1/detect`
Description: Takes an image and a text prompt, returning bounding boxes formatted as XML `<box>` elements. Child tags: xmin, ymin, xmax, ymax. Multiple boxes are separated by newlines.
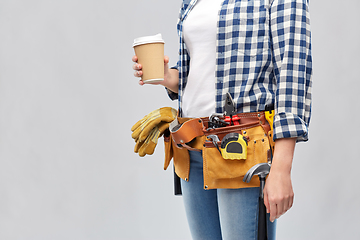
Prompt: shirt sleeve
<box><xmin>166</xmin><ymin>63</ymin><xmax>180</xmax><ymax>100</ymax></box>
<box><xmin>270</xmin><ymin>0</ymin><xmax>312</xmax><ymax>142</ymax></box>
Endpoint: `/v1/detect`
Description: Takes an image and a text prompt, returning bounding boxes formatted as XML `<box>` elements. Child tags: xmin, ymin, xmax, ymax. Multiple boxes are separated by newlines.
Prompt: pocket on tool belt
<box><xmin>202</xmin><ymin>125</ymin><xmax>271</xmax><ymax>181</ymax></box>
<box><xmin>163</xmin><ymin>133</ymin><xmax>173</xmax><ymax>171</ymax></box>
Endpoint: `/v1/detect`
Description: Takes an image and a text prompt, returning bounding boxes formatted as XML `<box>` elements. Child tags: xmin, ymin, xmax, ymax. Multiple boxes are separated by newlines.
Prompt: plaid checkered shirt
<box><xmin>168</xmin><ymin>0</ymin><xmax>312</xmax><ymax>142</ymax></box>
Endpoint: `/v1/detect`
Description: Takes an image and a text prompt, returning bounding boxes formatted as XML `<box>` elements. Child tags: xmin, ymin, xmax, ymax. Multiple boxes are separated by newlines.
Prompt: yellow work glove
<box><xmin>134</xmin><ymin>121</ymin><xmax>170</xmax><ymax>157</ymax></box>
<box><xmin>131</xmin><ymin>107</ymin><xmax>177</xmax><ymax>142</ymax></box>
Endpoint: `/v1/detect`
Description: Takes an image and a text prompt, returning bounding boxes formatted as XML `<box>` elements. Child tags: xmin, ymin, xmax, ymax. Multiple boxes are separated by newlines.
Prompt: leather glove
<box><xmin>131</xmin><ymin>107</ymin><xmax>177</xmax><ymax>142</ymax></box>
<box><xmin>134</xmin><ymin>121</ymin><xmax>170</xmax><ymax>157</ymax></box>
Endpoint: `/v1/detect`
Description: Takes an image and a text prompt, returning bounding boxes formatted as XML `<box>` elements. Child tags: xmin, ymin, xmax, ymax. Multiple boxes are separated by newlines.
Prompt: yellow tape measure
<box><xmin>220</xmin><ymin>133</ymin><xmax>248</xmax><ymax>160</ymax></box>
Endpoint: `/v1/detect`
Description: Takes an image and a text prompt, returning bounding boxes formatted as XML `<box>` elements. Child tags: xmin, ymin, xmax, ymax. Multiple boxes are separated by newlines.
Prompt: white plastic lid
<box><xmin>133</xmin><ymin>33</ymin><xmax>165</xmax><ymax>47</ymax></box>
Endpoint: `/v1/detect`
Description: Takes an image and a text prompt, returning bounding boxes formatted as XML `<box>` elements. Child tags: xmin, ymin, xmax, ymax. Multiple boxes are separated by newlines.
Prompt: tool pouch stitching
<box><xmin>164</xmin><ymin>111</ymin><xmax>274</xmax><ymax>188</ymax></box>
<box><xmin>202</xmin><ymin>123</ymin><xmax>273</xmax><ymax>189</ymax></box>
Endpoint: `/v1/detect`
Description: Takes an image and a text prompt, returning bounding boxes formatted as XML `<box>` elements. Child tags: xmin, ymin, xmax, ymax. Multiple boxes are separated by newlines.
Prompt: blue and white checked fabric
<box><xmin>168</xmin><ymin>0</ymin><xmax>312</xmax><ymax>142</ymax></box>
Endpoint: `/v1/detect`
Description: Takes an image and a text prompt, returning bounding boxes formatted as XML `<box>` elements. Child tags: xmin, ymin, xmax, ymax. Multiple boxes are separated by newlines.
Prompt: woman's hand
<box><xmin>263</xmin><ymin>138</ymin><xmax>296</xmax><ymax>222</ymax></box>
<box><xmin>132</xmin><ymin>55</ymin><xmax>179</xmax><ymax>93</ymax></box>
<box><xmin>132</xmin><ymin>55</ymin><xmax>144</xmax><ymax>83</ymax></box>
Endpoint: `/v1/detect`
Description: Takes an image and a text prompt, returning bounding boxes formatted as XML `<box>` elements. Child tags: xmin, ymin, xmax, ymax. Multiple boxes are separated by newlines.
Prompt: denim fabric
<box><xmin>181</xmin><ymin>150</ymin><xmax>276</xmax><ymax>240</ymax></box>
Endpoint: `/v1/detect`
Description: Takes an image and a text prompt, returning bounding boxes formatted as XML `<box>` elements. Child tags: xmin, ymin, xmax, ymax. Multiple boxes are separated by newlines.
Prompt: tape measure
<box><xmin>220</xmin><ymin>133</ymin><xmax>248</xmax><ymax>160</ymax></box>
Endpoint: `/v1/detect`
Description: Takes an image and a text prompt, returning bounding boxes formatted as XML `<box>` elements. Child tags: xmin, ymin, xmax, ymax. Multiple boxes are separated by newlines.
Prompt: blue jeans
<box><xmin>181</xmin><ymin>151</ymin><xmax>276</xmax><ymax>240</ymax></box>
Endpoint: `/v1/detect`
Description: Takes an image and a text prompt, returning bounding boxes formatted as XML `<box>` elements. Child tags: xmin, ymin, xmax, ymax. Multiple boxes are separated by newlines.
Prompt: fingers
<box><xmin>132</xmin><ymin>59</ymin><xmax>142</xmax><ymax>73</ymax></box>
<box><xmin>164</xmin><ymin>55</ymin><xmax>169</xmax><ymax>64</ymax></box>
<box><xmin>132</xmin><ymin>55</ymin><xmax>169</xmax><ymax>85</ymax></box>
<box><xmin>264</xmin><ymin>189</ymin><xmax>277</xmax><ymax>222</ymax></box>
<box><xmin>132</xmin><ymin>55</ymin><xmax>143</xmax><ymax>79</ymax></box>
<box><xmin>133</xmin><ymin>63</ymin><xmax>142</xmax><ymax>71</ymax></box>
<box><xmin>133</xmin><ymin>69</ymin><xmax>142</xmax><ymax>77</ymax></box>
<box><xmin>288</xmin><ymin>195</ymin><xmax>294</xmax><ymax>209</ymax></box>
<box><xmin>269</xmin><ymin>201</ymin><xmax>278</xmax><ymax>222</ymax></box>
<box><xmin>264</xmin><ymin>183</ymin><xmax>294</xmax><ymax>222</ymax></box>
<box><xmin>267</xmin><ymin>195</ymin><xmax>294</xmax><ymax>222</ymax></box>
<box><xmin>163</xmin><ymin>56</ymin><xmax>171</xmax><ymax>79</ymax></box>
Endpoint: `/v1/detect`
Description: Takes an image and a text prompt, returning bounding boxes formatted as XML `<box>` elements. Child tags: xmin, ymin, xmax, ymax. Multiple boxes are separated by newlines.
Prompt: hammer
<box><xmin>243</xmin><ymin>163</ymin><xmax>271</xmax><ymax>240</ymax></box>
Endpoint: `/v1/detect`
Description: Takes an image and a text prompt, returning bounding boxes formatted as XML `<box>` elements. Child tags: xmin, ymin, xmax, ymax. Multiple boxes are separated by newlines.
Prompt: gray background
<box><xmin>0</xmin><ymin>0</ymin><xmax>359</xmax><ymax>239</ymax></box>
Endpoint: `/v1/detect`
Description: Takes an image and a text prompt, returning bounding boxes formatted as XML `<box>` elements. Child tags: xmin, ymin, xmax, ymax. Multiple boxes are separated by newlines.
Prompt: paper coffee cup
<box><xmin>133</xmin><ymin>34</ymin><xmax>165</xmax><ymax>83</ymax></box>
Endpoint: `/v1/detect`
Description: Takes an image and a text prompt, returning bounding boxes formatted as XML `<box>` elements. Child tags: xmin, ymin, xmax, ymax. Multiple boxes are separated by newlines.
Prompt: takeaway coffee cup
<box><xmin>133</xmin><ymin>33</ymin><xmax>165</xmax><ymax>83</ymax></box>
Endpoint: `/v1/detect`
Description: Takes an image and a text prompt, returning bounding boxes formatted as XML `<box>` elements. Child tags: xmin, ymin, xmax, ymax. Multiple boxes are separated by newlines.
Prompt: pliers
<box><xmin>224</xmin><ymin>93</ymin><xmax>240</xmax><ymax>126</ymax></box>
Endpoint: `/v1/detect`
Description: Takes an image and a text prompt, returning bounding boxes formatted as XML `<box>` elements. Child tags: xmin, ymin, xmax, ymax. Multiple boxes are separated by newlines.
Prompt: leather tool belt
<box><xmin>163</xmin><ymin>111</ymin><xmax>275</xmax><ymax>190</ymax></box>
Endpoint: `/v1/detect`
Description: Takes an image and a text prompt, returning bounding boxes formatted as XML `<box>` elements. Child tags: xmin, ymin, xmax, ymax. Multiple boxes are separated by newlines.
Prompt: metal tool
<box><xmin>207</xmin><ymin>135</ymin><xmax>221</xmax><ymax>154</ymax></box>
<box><xmin>243</xmin><ymin>163</ymin><xmax>271</xmax><ymax>240</ymax></box>
<box><xmin>224</xmin><ymin>93</ymin><xmax>240</xmax><ymax>125</ymax></box>
<box><xmin>207</xmin><ymin>113</ymin><xmax>229</xmax><ymax>130</ymax></box>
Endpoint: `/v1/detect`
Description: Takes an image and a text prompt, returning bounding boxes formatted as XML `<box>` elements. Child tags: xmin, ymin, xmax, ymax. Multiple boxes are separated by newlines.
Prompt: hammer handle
<box><xmin>258</xmin><ymin>196</ymin><xmax>268</xmax><ymax>240</ymax></box>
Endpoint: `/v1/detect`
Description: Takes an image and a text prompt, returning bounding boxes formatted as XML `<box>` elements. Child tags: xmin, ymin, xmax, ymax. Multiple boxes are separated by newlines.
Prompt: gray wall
<box><xmin>0</xmin><ymin>0</ymin><xmax>359</xmax><ymax>239</ymax></box>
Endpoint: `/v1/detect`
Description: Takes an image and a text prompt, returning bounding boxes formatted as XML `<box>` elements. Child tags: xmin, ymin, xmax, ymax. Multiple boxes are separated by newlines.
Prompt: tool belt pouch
<box><xmin>203</xmin><ymin>121</ymin><xmax>273</xmax><ymax>189</ymax></box>
<box><xmin>165</xmin><ymin>112</ymin><xmax>274</xmax><ymax>190</ymax></box>
<box><xmin>163</xmin><ymin>125</ymin><xmax>192</xmax><ymax>181</ymax></box>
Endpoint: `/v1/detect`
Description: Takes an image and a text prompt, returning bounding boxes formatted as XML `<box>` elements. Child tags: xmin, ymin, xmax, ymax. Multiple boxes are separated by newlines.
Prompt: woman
<box><xmin>132</xmin><ymin>0</ymin><xmax>312</xmax><ymax>239</ymax></box>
